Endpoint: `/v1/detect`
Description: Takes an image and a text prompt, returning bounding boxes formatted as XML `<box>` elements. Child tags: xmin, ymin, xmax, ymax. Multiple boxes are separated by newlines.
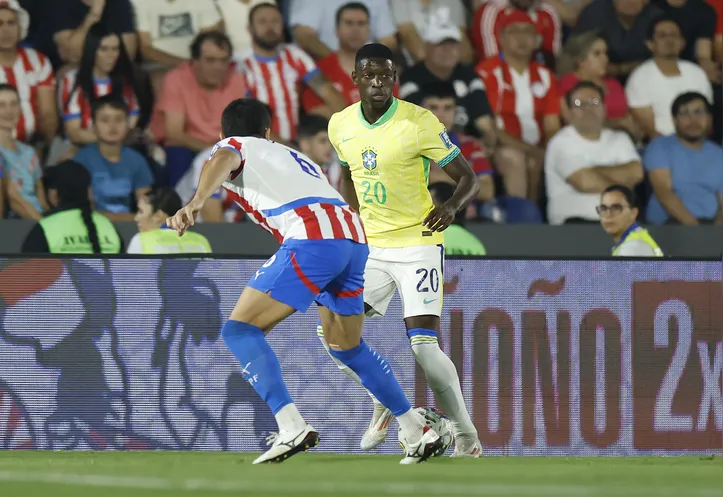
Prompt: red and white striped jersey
<box><xmin>475</xmin><ymin>55</ymin><xmax>560</xmax><ymax>145</ymax></box>
<box><xmin>211</xmin><ymin>136</ymin><xmax>366</xmax><ymax>244</ymax></box>
<box><xmin>238</xmin><ymin>45</ymin><xmax>319</xmax><ymax>141</ymax></box>
<box><xmin>0</xmin><ymin>47</ymin><xmax>54</xmax><ymax>142</ymax></box>
<box><xmin>471</xmin><ymin>4</ymin><xmax>562</xmax><ymax>61</ymax></box>
<box><xmin>59</xmin><ymin>69</ymin><xmax>140</xmax><ymax>129</ymax></box>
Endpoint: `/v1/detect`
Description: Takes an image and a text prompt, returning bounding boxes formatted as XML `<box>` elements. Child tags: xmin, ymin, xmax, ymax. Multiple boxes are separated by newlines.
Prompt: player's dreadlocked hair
<box><xmin>355</xmin><ymin>43</ymin><xmax>394</xmax><ymax>65</ymax></box>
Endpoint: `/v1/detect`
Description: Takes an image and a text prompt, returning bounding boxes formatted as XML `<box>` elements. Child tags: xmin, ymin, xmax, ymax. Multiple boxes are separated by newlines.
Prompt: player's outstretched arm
<box><xmin>167</xmin><ymin>148</ymin><xmax>240</xmax><ymax>235</ymax></box>
<box><xmin>340</xmin><ymin>165</ymin><xmax>360</xmax><ymax>212</ymax></box>
<box><xmin>424</xmin><ymin>154</ymin><xmax>480</xmax><ymax>232</ymax></box>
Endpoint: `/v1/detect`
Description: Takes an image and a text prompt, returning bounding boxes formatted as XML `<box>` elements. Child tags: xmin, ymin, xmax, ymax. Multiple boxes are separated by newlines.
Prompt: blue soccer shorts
<box><xmin>248</xmin><ymin>239</ymin><xmax>368</xmax><ymax>316</ymax></box>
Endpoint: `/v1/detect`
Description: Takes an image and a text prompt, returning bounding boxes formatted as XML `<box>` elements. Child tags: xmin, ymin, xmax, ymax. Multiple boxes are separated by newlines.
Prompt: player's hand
<box><xmin>166</xmin><ymin>200</ymin><xmax>203</xmax><ymax>236</ymax></box>
<box><xmin>424</xmin><ymin>203</ymin><xmax>457</xmax><ymax>232</ymax></box>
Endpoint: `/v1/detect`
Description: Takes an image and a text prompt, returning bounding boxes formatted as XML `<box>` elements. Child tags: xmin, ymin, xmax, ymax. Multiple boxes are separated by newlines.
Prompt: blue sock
<box><xmin>221</xmin><ymin>319</ymin><xmax>292</xmax><ymax>415</ymax></box>
<box><xmin>329</xmin><ymin>339</ymin><xmax>411</xmax><ymax>416</ymax></box>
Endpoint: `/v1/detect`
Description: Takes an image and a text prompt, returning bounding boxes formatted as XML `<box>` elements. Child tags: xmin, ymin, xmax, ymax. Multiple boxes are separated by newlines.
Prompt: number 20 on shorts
<box><xmin>361</xmin><ymin>180</ymin><xmax>387</xmax><ymax>204</ymax></box>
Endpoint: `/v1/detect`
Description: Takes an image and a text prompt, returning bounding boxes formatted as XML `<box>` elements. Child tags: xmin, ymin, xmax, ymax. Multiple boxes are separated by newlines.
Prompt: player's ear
<box><xmin>219</xmin><ymin>132</ymin><xmax>225</xmax><ymax>140</ymax></box>
<box><xmin>351</xmin><ymin>70</ymin><xmax>358</xmax><ymax>85</ymax></box>
<box><xmin>264</xmin><ymin>128</ymin><xmax>271</xmax><ymax>140</ymax></box>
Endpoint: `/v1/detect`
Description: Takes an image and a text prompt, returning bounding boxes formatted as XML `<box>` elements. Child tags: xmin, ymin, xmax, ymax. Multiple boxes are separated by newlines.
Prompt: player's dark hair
<box><xmin>190</xmin><ymin>31</ymin><xmax>233</xmax><ymax>60</ymax></box>
<box><xmin>355</xmin><ymin>43</ymin><xmax>394</xmax><ymax>66</ymax></box>
<box><xmin>564</xmin><ymin>80</ymin><xmax>605</xmax><ymax>108</ymax></box>
<box><xmin>91</xmin><ymin>94</ymin><xmax>129</xmax><ymax>120</ymax></box>
<box><xmin>429</xmin><ymin>182</ymin><xmax>465</xmax><ymax>226</ymax></box>
<box><xmin>249</xmin><ymin>2</ymin><xmax>281</xmax><ymax>25</ymax></box>
<box><xmin>420</xmin><ymin>82</ymin><xmax>457</xmax><ymax>102</ymax></box>
<box><xmin>147</xmin><ymin>187</ymin><xmax>182</xmax><ymax>217</ymax></box>
<box><xmin>0</xmin><ymin>83</ymin><xmax>18</xmax><ymax>96</ymax></box>
<box><xmin>671</xmin><ymin>91</ymin><xmax>712</xmax><ymax>116</ymax></box>
<box><xmin>602</xmin><ymin>184</ymin><xmax>636</xmax><ymax>208</ymax></box>
<box><xmin>646</xmin><ymin>14</ymin><xmax>682</xmax><ymax>41</ymax></box>
<box><xmin>336</xmin><ymin>2</ymin><xmax>370</xmax><ymax>26</ymax></box>
<box><xmin>44</xmin><ymin>160</ymin><xmax>102</xmax><ymax>253</ymax></box>
<box><xmin>221</xmin><ymin>98</ymin><xmax>272</xmax><ymax>138</ymax></box>
<box><xmin>297</xmin><ymin>115</ymin><xmax>329</xmax><ymax>140</ymax></box>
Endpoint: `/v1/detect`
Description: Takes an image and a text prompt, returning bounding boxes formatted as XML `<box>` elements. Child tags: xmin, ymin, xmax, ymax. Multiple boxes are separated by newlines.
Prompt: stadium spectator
<box><xmin>476</xmin><ymin>10</ymin><xmax>561</xmax><ymax>202</ymax></box>
<box><xmin>400</xmin><ymin>23</ymin><xmax>497</xmax><ymax>150</ymax></box>
<box><xmin>421</xmin><ymin>82</ymin><xmax>495</xmax><ymax>212</ymax></box>
<box><xmin>74</xmin><ymin>96</ymin><xmax>153</xmax><ymax>221</ymax></box>
<box><xmin>301</xmin><ymin>2</ymin><xmax>399</xmax><ymax>116</ymax></box>
<box><xmin>653</xmin><ymin>0</ymin><xmax>719</xmax><ymax>82</ymax></box>
<box><xmin>290</xmin><ymin>0</ymin><xmax>398</xmax><ymax>60</ymax></box>
<box><xmin>132</xmin><ymin>0</ymin><xmax>223</xmax><ymax>71</ymax></box>
<box><xmin>59</xmin><ymin>25</ymin><xmax>147</xmax><ymax>150</ymax></box>
<box><xmin>558</xmin><ymin>30</ymin><xmax>638</xmax><ymax>137</ymax></box>
<box><xmin>0</xmin><ymin>83</ymin><xmax>48</xmax><ymax>220</ymax></box>
<box><xmin>598</xmin><ymin>184</ymin><xmax>663</xmax><ymax>256</ymax></box>
<box><xmin>471</xmin><ymin>0</ymin><xmax>562</xmax><ymax>66</ymax></box>
<box><xmin>710</xmin><ymin>0</ymin><xmax>723</xmax><ymax>62</ymax></box>
<box><xmin>150</xmin><ymin>31</ymin><xmax>247</xmax><ymax>186</ymax></box>
<box><xmin>127</xmin><ymin>187</ymin><xmax>212</xmax><ymax>254</ymax></box>
<box><xmin>0</xmin><ymin>0</ymin><xmax>57</xmax><ymax>145</ymax></box>
<box><xmin>392</xmin><ymin>0</ymin><xmax>474</xmax><ymax>65</ymax></box>
<box><xmin>625</xmin><ymin>15</ymin><xmax>713</xmax><ymax>138</ymax></box>
<box><xmin>573</xmin><ymin>0</ymin><xmax>662</xmax><ymax>79</ymax></box>
<box><xmin>239</xmin><ymin>3</ymin><xmax>346</xmax><ymax>140</ymax></box>
<box><xmin>428</xmin><ymin>181</ymin><xmax>487</xmax><ymax>255</ymax></box>
<box><xmin>21</xmin><ymin>159</ymin><xmax>123</xmax><ymax>253</ymax></box>
<box><xmin>28</xmin><ymin>0</ymin><xmax>137</xmax><ymax>68</ymax></box>
<box><xmin>644</xmin><ymin>91</ymin><xmax>723</xmax><ymax>225</ymax></box>
<box><xmin>214</xmin><ymin>0</ymin><xmax>271</xmax><ymax>60</ymax></box>
<box><xmin>545</xmin><ymin>81</ymin><xmax>643</xmax><ymax>225</ymax></box>
<box><xmin>296</xmin><ymin>114</ymin><xmax>340</xmax><ymax>192</ymax></box>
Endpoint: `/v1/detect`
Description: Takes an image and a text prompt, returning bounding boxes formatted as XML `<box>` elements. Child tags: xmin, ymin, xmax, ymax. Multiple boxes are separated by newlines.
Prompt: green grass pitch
<box><xmin>0</xmin><ymin>451</ymin><xmax>720</xmax><ymax>497</ymax></box>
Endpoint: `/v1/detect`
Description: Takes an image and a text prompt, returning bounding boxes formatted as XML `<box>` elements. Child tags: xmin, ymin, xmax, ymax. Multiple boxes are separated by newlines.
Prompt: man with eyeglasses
<box><xmin>545</xmin><ymin>81</ymin><xmax>643</xmax><ymax>225</ymax></box>
<box><xmin>598</xmin><ymin>184</ymin><xmax>663</xmax><ymax>257</ymax></box>
<box><xmin>644</xmin><ymin>91</ymin><xmax>723</xmax><ymax>225</ymax></box>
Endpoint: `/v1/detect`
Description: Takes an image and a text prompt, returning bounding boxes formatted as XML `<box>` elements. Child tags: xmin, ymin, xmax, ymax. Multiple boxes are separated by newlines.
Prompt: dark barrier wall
<box><xmin>1</xmin><ymin>220</ymin><xmax>723</xmax><ymax>256</ymax></box>
<box><xmin>0</xmin><ymin>257</ymin><xmax>720</xmax><ymax>455</ymax></box>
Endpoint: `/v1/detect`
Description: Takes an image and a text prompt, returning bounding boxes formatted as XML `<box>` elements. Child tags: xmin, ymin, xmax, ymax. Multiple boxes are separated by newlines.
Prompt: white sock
<box><xmin>411</xmin><ymin>342</ymin><xmax>477</xmax><ymax>436</ymax></box>
<box><xmin>317</xmin><ymin>329</ymin><xmax>382</xmax><ymax>406</ymax></box>
<box><xmin>275</xmin><ymin>403</ymin><xmax>307</xmax><ymax>433</ymax></box>
<box><xmin>396</xmin><ymin>408</ymin><xmax>424</xmax><ymax>442</ymax></box>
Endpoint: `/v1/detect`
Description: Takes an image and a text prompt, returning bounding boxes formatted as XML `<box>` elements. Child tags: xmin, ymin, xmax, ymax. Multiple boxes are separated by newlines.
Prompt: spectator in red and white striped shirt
<box><xmin>238</xmin><ymin>3</ymin><xmax>346</xmax><ymax>143</ymax></box>
<box><xmin>475</xmin><ymin>10</ymin><xmax>560</xmax><ymax>203</ymax></box>
<box><xmin>0</xmin><ymin>0</ymin><xmax>57</xmax><ymax>145</ymax></box>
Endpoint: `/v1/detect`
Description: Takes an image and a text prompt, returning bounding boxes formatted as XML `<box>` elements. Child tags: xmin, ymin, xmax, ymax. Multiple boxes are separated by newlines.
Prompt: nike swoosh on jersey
<box><xmin>340</xmin><ymin>137</ymin><xmax>355</xmax><ymax>143</ymax></box>
<box><xmin>423</xmin><ymin>298</ymin><xmax>439</xmax><ymax>304</ymax></box>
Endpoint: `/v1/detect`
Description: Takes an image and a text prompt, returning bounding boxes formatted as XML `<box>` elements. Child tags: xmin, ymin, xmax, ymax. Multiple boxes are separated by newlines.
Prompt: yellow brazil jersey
<box><xmin>328</xmin><ymin>98</ymin><xmax>460</xmax><ymax>248</ymax></box>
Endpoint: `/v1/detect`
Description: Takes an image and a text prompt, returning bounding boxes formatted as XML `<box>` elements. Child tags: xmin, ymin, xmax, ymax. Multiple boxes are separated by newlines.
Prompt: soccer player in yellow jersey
<box><xmin>322</xmin><ymin>43</ymin><xmax>483</xmax><ymax>457</ymax></box>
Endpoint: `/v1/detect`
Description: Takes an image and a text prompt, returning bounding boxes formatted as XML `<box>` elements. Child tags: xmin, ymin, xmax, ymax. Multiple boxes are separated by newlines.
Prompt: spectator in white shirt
<box><xmin>625</xmin><ymin>15</ymin><xmax>713</xmax><ymax>138</ymax></box>
<box><xmin>545</xmin><ymin>81</ymin><xmax>643</xmax><ymax>225</ymax></box>
<box><xmin>214</xmin><ymin>0</ymin><xmax>271</xmax><ymax>59</ymax></box>
<box><xmin>290</xmin><ymin>0</ymin><xmax>398</xmax><ymax>60</ymax></box>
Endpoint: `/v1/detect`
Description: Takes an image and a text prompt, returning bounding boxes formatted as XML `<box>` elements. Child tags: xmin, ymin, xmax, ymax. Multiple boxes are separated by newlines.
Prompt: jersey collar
<box><xmin>612</xmin><ymin>222</ymin><xmax>640</xmax><ymax>252</ymax></box>
<box><xmin>357</xmin><ymin>97</ymin><xmax>398</xmax><ymax>129</ymax></box>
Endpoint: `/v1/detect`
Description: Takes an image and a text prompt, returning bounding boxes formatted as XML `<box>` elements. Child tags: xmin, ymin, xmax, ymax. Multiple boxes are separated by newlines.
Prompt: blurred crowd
<box><xmin>0</xmin><ymin>0</ymin><xmax>722</xmax><ymax>239</ymax></box>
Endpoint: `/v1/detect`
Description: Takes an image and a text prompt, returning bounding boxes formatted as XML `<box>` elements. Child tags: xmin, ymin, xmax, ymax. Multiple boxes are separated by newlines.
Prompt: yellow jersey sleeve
<box><xmin>417</xmin><ymin>109</ymin><xmax>460</xmax><ymax>168</ymax></box>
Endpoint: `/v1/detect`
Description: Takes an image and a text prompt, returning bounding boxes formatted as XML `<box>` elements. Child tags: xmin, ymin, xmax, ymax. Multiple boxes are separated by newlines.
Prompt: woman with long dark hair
<box><xmin>59</xmin><ymin>24</ymin><xmax>150</xmax><ymax>148</ymax></box>
<box><xmin>21</xmin><ymin>160</ymin><xmax>123</xmax><ymax>254</ymax></box>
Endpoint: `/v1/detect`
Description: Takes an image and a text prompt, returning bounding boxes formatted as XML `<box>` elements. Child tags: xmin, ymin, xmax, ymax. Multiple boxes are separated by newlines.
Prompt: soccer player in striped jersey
<box><xmin>324</xmin><ymin>43</ymin><xmax>483</xmax><ymax>457</ymax></box>
<box><xmin>167</xmin><ymin>98</ymin><xmax>444</xmax><ymax>465</ymax></box>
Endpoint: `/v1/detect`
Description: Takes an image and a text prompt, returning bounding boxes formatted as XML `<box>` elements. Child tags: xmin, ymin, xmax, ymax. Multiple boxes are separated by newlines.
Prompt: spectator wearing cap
<box><xmin>150</xmin><ymin>31</ymin><xmax>247</xmax><ymax>186</ymax></box>
<box><xmin>644</xmin><ymin>91</ymin><xmax>723</xmax><ymax>225</ymax></box>
<box><xmin>0</xmin><ymin>83</ymin><xmax>48</xmax><ymax>220</ymax></box>
<box><xmin>291</xmin><ymin>0</ymin><xmax>398</xmax><ymax>60</ymax></box>
<box><xmin>301</xmin><ymin>2</ymin><xmax>399</xmax><ymax>117</ymax></box>
<box><xmin>400</xmin><ymin>22</ymin><xmax>497</xmax><ymax>151</ymax></box>
<box><xmin>476</xmin><ymin>10</ymin><xmax>561</xmax><ymax>203</ymax></box>
<box><xmin>21</xmin><ymin>159</ymin><xmax>123</xmax><ymax>254</ymax></box>
<box><xmin>238</xmin><ymin>3</ymin><xmax>346</xmax><ymax>141</ymax></box>
<box><xmin>392</xmin><ymin>0</ymin><xmax>473</xmax><ymax>65</ymax></box>
<box><xmin>598</xmin><ymin>184</ymin><xmax>663</xmax><ymax>256</ymax></box>
<box><xmin>573</xmin><ymin>0</ymin><xmax>662</xmax><ymax>80</ymax></box>
<box><xmin>626</xmin><ymin>15</ymin><xmax>713</xmax><ymax>139</ymax></box>
<box><xmin>0</xmin><ymin>0</ymin><xmax>57</xmax><ymax>145</ymax></box>
<box><xmin>429</xmin><ymin>181</ymin><xmax>487</xmax><ymax>256</ymax></box>
<box><xmin>472</xmin><ymin>0</ymin><xmax>562</xmax><ymax>66</ymax></box>
<box><xmin>421</xmin><ymin>82</ymin><xmax>495</xmax><ymax>214</ymax></box>
<box><xmin>545</xmin><ymin>81</ymin><xmax>643</xmax><ymax>225</ymax></box>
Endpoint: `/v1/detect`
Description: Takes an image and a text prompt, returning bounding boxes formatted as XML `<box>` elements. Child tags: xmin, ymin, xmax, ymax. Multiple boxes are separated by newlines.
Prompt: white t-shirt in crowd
<box><xmin>214</xmin><ymin>0</ymin><xmax>270</xmax><ymax>58</ymax></box>
<box><xmin>132</xmin><ymin>0</ymin><xmax>222</xmax><ymax>59</ymax></box>
<box><xmin>625</xmin><ymin>59</ymin><xmax>713</xmax><ymax>136</ymax></box>
<box><xmin>545</xmin><ymin>125</ymin><xmax>641</xmax><ymax>225</ymax></box>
